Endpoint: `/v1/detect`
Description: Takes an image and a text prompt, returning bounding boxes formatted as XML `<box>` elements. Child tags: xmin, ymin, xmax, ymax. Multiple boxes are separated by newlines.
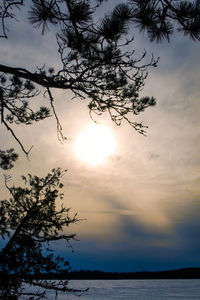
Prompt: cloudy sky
<box><xmin>0</xmin><ymin>1</ymin><xmax>200</xmax><ymax>272</ymax></box>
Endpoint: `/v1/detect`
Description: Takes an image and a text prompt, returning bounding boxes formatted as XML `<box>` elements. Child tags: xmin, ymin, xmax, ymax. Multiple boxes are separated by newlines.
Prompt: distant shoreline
<box><xmin>38</xmin><ymin>267</ymin><xmax>200</xmax><ymax>280</ymax></box>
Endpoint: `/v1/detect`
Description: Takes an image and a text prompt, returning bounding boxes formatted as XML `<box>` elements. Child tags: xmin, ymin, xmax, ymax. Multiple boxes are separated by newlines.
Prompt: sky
<box><xmin>0</xmin><ymin>1</ymin><xmax>200</xmax><ymax>272</ymax></box>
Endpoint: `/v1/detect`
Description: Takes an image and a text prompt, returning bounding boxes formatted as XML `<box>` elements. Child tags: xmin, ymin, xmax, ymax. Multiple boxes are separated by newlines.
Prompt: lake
<box><xmin>31</xmin><ymin>279</ymin><xmax>200</xmax><ymax>299</ymax></box>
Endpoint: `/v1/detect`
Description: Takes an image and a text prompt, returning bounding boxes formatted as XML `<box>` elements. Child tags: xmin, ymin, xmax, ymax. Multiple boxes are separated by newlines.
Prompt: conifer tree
<box><xmin>0</xmin><ymin>168</ymin><xmax>83</xmax><ymax>299</ymax></box>
<box><xmin>0</xmin><ymin>1</ymin><xmax>199</xmax><ymax>166</ymax></box>
<box><xmin>0</xmin><ymin>1</ymin><xmax>199</xmax><ymax>298</ymax></box>
<box><xmin>0</xmin><ymin>0</ymin><xmax>158</xmax><ymax>166</ymax></box>
<box><xmin>129</xmin><ymin>0</ymin><xmax>200</xmax><ymax>42</ymax></box>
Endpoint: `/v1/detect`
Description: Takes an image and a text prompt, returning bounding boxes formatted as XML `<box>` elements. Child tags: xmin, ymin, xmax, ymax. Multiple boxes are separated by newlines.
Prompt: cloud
<box><xmin>1</xmin><ymin>2</ymin><xmax>200</xmax><ymax>272</ymax></box>
<box><xmin>147</xmin><ymin>152</ymin><xmax>160</xmax><ymax>160</ymax></box>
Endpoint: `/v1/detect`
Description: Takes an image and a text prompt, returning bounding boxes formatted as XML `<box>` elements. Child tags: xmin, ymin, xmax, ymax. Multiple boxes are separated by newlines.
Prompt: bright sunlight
<box><xmin>74</xmin><ymin>124</ymin><xmax>117</xmax><ymax>165</ymax></box>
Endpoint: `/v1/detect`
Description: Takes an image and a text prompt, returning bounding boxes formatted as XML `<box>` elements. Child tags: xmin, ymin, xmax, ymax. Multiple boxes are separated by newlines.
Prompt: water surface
<box><xmin>39</xmin><ymin>279</ymin><xmax>200</xmax><ymax>299</ymax></box>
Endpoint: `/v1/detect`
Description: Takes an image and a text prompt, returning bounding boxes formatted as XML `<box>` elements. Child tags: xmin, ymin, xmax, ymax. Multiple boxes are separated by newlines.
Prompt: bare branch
<box><xmin>46</xmin><ymin>87</ymin><xmax>67</xmax><ymax>143</ymax></box>
<box><xmin>0</xmin><ymin>0</ymin><xmax>24</xmax><ymax>39</ymax></box>
<box><xmin>2</xmin><ymin>118</ymin><xmax>33</xmax><ymax>157</ymax></box>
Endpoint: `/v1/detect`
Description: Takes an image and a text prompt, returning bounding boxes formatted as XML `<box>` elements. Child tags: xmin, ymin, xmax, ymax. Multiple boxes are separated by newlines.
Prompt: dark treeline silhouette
<box><xmin>36</xmin><ymin>267</ymin><xmax>200</xmax><ymax>280</ymax></box>
<box><xmin>1</xmin><ymin>1</ymin><xmax>200</xmax><ymax>299</ymax></box>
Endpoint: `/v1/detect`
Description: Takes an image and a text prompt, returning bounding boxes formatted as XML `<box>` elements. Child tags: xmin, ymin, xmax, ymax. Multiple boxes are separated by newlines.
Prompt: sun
<box><xmin>74</xmin><ymin>124</ymin><xmax>117</xmax><ymax>165</ymax></box>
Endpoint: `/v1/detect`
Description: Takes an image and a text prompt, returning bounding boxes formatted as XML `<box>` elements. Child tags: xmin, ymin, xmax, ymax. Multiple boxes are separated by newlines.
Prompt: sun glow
<box><xmin>74</xmin><ymin>124</ymin><xmax>117</xmax><ymax>165</ymax></box>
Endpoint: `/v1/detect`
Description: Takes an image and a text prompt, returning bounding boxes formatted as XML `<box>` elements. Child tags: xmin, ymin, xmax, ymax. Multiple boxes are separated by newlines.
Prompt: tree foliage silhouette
<box><xmin>0</xmin><ymin>1</ymin><xmax>199</xmax><ymax>166</ymax></box>
<box><xmin>0</xmin><ymin>0</ymin><xmax>199</xmax><ymax>298</ymax></box>
<box><xmin>0</xmin><ymin>0</ymin><xmax>159</xmax><ymax>165</ymax></box>
<box><xmin>0</xmin><ymin>168</ymin><xmax>83</xmax><ymax>299</ymax></box>
<box><xmin>129</xmin><ymin>0</ymin><xmax>200</xmax><ymax>42</ymax></box>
